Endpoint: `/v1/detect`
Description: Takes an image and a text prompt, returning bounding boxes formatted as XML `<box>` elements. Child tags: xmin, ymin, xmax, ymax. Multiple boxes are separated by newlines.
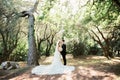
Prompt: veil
<box><xmin>55</xmin><ymin>40</ymin><xmax>60</xmax><ymax>52</ymax></box>
<box><xmin>51</xmin><ymin>40</ymin><xmax>62</xmax><ymax>65</ymax></box>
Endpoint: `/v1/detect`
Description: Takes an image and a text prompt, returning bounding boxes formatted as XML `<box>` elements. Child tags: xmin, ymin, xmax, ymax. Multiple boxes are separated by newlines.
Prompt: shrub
<box><xmin>72</xmin><ymin>42</ymin><xmax>86</xmax><ymax>58</ymax></box>
<box><xmin>9</xmin><ymin>43</ymin><xmax>27</xmax><ymax>61</ymax></box>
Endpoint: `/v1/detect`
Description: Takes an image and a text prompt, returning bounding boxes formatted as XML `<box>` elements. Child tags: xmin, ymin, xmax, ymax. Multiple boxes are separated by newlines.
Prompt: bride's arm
<box><xmin>58</xmin><ymin>46</ymin><xmax>62</xmax><ymax>52</ymax></box>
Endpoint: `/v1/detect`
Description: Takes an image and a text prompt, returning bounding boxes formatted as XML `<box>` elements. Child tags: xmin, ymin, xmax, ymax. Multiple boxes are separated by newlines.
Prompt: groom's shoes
<box><xmin>64</xmin><ymin>63</ymin><xmax>66</xmax><ymax>65</ymax></box>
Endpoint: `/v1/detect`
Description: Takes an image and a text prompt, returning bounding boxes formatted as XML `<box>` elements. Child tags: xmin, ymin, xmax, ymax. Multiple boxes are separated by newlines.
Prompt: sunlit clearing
<box><xmin>66</xmin><ymin>72</ymin><xmax>73</xmax><ymax>80</ymax></box>
<box><xmin>43</xmin><ymin>56</ymin><xmax>53</xmax><ymax>63</ymax></box>
<box><xmin>86</xmin><ymin>56</ymin><xmax>106</xmax><ymax>59</ymax></box>
<box><xmin>104</xmin><ymin>59</ymin><xmax>120</xmax><ymax>64</ymax></box>
<box><xmin>112</xmin><ymin>59</ymin><xmax>120</xmax><ymax>63</ymax></box>
<box><xmin>78</xmin><ymin>66</ymin><xmax>115</xmax><ymax>77</ymax></box>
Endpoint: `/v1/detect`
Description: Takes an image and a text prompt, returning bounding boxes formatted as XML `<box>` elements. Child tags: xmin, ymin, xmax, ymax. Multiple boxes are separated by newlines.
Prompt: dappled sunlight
<box><xmin>43</xmin><ymin>56</ymin><xmax>53</xmax><ymax>63</ymax></box>
<box><xmin>39</xmin><ymin>56</ymin><xmax>53</xmax><ymax>65</ymax></box>
<box><xmin>31</xmin><ymin>77</ymin><xmax>39</xmax><ymax>80</ymax></box>
<box><xmin>103</xmin><ymin>60</ymin><xmax>115</xmax><ymax>64</ymax></box>
<box><xmin>1</xmin><ymin>55</ymin><xmax>120</xmax><ymax>80</ymax></box>
<box><xmin>78</xmin><ymin>66</ymin><xmax>113</xmax><ymax>76</ymax></box>
<box><xmin>9</xmin><ymin>72</ymin><xmax>31</xmax><ymax>80</ymax></box>
<box><xmin>9</xmin><ymin>65</ymin><xmax>117</xmax><ymax>80</ymax></box>
<box><xmin>1</xmin><ymin>0</ymin><xmax>120</xmax><ymax>79</ymax></box>
<box><xmin>103</xmin><ymin>58</ymin><xmax>120</xmax><ymax>65</ymax></box>
<box><xmin>66</xmin><ymin>54</ymin><xmax>74</xmax><ymax>58</ymax></box>
<box><xmin>78</xmin><ymin>66</ymin><xmax>99</xmax><ymax>77</ymax></box>
<box><xmin>40</xmin><ymin>54</ymin><xmax>75</xmax><ymax>65</ymax></box>
<box><xmin>86</xmin><ymin>55</ymin><xmax>106</xmax><ymax>60</ymax></box>
<box><xmin>112</xmin><ymin>58</ymin><xmax>120</xmax><ymax>63</ymax></box>
<box><xmin>76</xmin><ymin>66</ymin><xmax>117</xmax><ymax>80</ymax></box>
<box><xmin>65</xmin><ymin>72</ymin><xmax>73</xmax><ymax>80</ymax></box>
<box><xmin>18</xmin><ymin>61</ymin><xmax>27</xmax><ymax>68</ymax></box>
<box><xmin>38</xmin><ymin>55</ymin><xmax>118</xmax><ymax>80</ymax></box>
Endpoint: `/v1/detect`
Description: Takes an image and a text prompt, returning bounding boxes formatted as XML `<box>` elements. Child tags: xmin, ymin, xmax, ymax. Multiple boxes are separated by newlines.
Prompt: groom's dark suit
<box><xmin>61</xmin><ymin>43</ymin><xmax>67</xmax><ymax>65</ymax></box>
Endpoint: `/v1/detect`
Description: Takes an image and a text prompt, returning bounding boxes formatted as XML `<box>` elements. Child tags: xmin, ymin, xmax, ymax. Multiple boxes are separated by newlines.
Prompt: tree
<box><xmin>45</xmin><ymin>30</ymin><xmax>57</xmax><ymax>56</ymax></box>
<box><xmin>36</xmin><ymin>23</ymin><xmax>51</xmax><ymax>58</ymax></box>
<box><xmin>0</xmin><ymin>0</ymin><xmax>21</xmax><ymax>63</ymax></box>
<box><xmin>19</xmin><ymin>0</ymin><xmax>39</xmax><ymax>65</ymax></box>
<box><xmin>111</xmin><ymin>26</ymin><xmax>120</xmax><ymax>56</ymax></box>
<box><xmin>80</xmin><ymin>0</ymin><xmax>120</xmax><ymax>58</ymax></box>
<box><xmin>89</xmin><ymin>26</ymin><xmax>114</xmax><ymax>59</ymax></box>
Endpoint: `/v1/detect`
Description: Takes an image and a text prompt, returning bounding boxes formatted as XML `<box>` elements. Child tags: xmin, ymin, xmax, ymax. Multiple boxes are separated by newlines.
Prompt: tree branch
<box><xmin>30</xmin><ymin>0</ymin><xmax>39</xmax><ymax>13</ymax></box>
<box><xmin>19</xmin><ymin>0</ymin><xmax>40</xmax><ymax>17</ymax></box>
<box><xmin>96</xmin><ymin>26</ymin><xmax>106</xmax><ymax>41</ymax></box>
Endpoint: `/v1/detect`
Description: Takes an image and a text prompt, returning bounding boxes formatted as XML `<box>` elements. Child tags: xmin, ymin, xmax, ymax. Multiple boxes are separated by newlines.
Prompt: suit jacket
<box><xmin>61</xmin><ymin>44</ymin><xmax>66</xmax><ymax>55</ymax></box>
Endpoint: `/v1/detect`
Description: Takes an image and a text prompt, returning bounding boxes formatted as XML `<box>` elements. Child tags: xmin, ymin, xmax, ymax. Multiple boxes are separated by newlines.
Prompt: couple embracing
<box><xmin>32</xmin><ymin>39</ymin><xmax>75</xmax><ymax>75</ymax></box>
<box><xmin>58</xmin><ymin>39</ymin><xmax>66</xmax><ymax>65</ymax></box>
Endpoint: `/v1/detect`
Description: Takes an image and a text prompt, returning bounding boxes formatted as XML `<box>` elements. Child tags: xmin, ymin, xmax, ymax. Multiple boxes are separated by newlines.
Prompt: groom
<box><xmin>60</xmin><ymin>39</ymin><xmax>67</xmax><ymax>65</ymax></box>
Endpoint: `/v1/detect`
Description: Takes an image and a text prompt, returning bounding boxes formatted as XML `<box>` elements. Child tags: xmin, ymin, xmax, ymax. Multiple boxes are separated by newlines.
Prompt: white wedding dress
<box><xmin>31</xmin><ymin>41</ymin><xmax>75</xmax><ymax>75</ymax></box>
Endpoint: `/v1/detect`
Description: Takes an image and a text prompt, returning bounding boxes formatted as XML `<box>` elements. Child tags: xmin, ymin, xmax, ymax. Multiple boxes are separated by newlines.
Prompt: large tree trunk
<box><xmin>27</xmin><ymin>14</ymin><xmax>38</xmax><ymax>65</ymax></box>
<box><xmin>19</xmin><ymin>0</ymin><xmax>39</xmax><ymax>65</ymax></box>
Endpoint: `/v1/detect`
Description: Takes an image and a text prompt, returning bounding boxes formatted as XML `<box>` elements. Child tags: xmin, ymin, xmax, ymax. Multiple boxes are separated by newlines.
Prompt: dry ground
<box><xmin>0</xmin><ymin>55</ymin><xmax>120</xmax><ymax>80</ymax></box>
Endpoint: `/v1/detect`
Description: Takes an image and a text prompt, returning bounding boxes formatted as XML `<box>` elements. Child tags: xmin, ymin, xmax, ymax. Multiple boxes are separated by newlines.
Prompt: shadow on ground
<box><xmin>0</xmin><ymin>55</ymin><xmax>119</xmax><ymax>80</ymax></box>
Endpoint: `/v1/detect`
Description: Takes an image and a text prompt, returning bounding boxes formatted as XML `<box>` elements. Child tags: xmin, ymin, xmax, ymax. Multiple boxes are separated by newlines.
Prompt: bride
<box><xmin>31</xmin><ymin>40</ymin><xmax>75</xmax><ymax>75</ymax></box>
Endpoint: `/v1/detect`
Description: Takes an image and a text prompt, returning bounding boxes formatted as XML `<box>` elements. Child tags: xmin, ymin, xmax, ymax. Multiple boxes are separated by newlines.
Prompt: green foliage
<box><xmin>72</xmin><ymin>42</ymin><xmax>86</xmax><ymax>58</ymax></box>
<box><xmin>39</xmin><ymin>41</ymin><xmax>48</xmax><ymax>55</ymax></box>
<box><xmin>67</xmin><ymin>41</ymin><xmax>74</xmax><ymax>54</ymax></box>
<box><xmin>38</xmin><ymin>0</ymin><xmax>57</xmax><ymax>21</ymax></box>
<box><xmin>88</xmin><ymin>44</ymin><xmax>102</xmax><ymax>55</ymax></box>
<box><xmin>2</xmin><ymin>0</ymin><xmax>120</xmax><ymax>60</ymax></box>
<box><xmin>111</xmin><ymin>26</ymin><xmax>120</xmax><ymax>55</ymax></box>
<box><xmin>67</xmin><ymin>40</ymin><xmax>87</xmax><ymax>58</ymax></box>
<box><xmin>9</xmin><ymin>43</ymin><xmax>27</xmax><ymax>61</ymax></box>
<box><xmin>0</xmin><ymin>0</ymin><xmax>22</xmax><ymax>63</ymax></box>
<box><xmin>81</xmin><ymin>0</ymin><xmax>120</xmax><ymax>27</ymax></box>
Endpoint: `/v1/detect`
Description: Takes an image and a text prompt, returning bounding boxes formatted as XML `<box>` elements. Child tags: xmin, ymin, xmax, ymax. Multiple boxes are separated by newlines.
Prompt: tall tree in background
<box><xmin>19</xmin><ymin>0</ymin><xmax>39</xmax><ymax>65</ymax></box>
<box><xmin>0</xmin><ymin>0</ymin><xmax>21</xmax><ymax>63</ymax></box>
<box><xmin>81</xmin><ymin>0</ymin><xmax>120</xmax><ymax>58</ymax></box>
<box><xmin>90</xmin><ymin>26</ymin><xmax>114</xmax><ymax>59</ymax></box>
<box><xmin>45</xmin><ymin>30</ymin><xmax>57</xmax><ymax>56</ymax></box>
<box><xmin>36</xmin><ymin>23</ymin><xmax>51</xmax><ymax>58</ymax></box>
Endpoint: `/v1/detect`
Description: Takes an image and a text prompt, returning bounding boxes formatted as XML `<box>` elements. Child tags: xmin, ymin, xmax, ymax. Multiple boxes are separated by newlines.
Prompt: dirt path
<box><xmin>0</xmin><ymin>55</ymin><xmax>120</xmax><ymax>80</ymax></box>
<box><xmin>8</xmin><ymin>66</ymin><xmax>117</xmax><ymax>80</ymax></box>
